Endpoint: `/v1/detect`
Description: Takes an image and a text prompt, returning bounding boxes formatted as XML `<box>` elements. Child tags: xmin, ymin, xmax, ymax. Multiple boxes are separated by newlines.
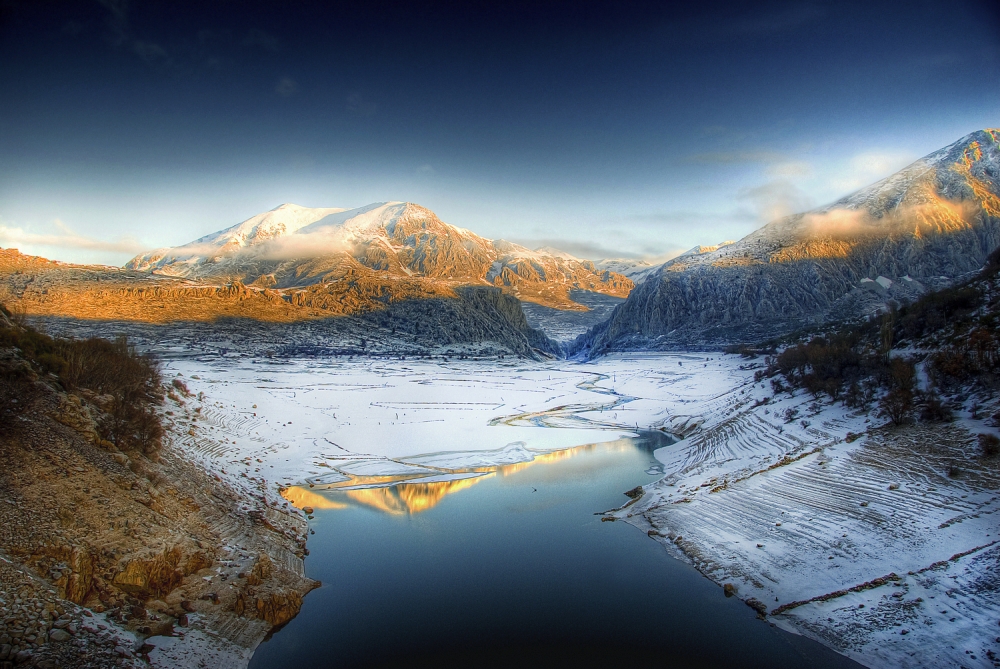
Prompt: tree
<box><xmin>879</xmin><ymin>387</ymin><xmax>913</xmax><ymax>426</ymax></box>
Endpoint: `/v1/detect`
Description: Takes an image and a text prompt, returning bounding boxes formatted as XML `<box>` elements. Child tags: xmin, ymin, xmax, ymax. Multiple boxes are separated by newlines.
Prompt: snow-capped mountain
<box><xmin>127</xmin><ymin>202</ymin><xmax>632</xmax><ymax>310</ymax></box>
<box><xmin>577</xmin><ymin>128</ymin><xmax>1000</xmax><ymax>353</ymax></box>
<box><xmin>128</xmin><ymin>204</ymin><xmax>347</xmax><ymax>273</ymax></box>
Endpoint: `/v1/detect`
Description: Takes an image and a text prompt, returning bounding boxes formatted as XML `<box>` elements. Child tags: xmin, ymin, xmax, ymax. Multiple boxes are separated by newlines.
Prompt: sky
<box><xmin>1</xmin><ymin>0</ymin><xmax>998</xmax><ymax>266</ymax></box>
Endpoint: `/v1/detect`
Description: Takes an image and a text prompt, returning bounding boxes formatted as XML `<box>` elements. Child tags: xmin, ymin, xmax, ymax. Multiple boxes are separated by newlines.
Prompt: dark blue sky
<box><xmin>1</xmin><ymin>0</ymin><xmax>998</xmax><ymax>264</ymax></box>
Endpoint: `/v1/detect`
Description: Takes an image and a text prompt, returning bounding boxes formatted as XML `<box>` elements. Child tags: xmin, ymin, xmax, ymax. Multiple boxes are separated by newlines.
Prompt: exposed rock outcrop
<box><xmin>1</xmin><ymin>248</ymin><xmax>559</xmax><ymax>358</ymax></box>
<box><xmin>0</xmin><ymin>342</ymin><xmax>317</xmax><ymax>667</ymax></box>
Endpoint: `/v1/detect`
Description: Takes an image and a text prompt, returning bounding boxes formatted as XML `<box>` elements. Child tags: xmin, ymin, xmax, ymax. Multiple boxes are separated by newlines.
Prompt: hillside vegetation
<box><xmin>0</xmin><ymin>304</ymin><xmax>316</xmax><ymax>667</ymax></box>
<box><xmin>752</xmin><ymin>246</ymin><xmax>1000</xmax><ymax>440</ymax></box>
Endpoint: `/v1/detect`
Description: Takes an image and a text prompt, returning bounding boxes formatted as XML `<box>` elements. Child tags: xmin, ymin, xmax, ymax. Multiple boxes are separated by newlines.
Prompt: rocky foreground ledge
<box><xmin>0</xmin><ymin>349</ymin><xmax>316</xmax><ymax>668</ymax></box>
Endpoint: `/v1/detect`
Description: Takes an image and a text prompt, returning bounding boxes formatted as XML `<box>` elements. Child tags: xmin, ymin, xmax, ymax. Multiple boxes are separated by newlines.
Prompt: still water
<box><xmin>250</xmin><ymin>434</ymin><xmax>861</xmax><ymax>669</ymax></box>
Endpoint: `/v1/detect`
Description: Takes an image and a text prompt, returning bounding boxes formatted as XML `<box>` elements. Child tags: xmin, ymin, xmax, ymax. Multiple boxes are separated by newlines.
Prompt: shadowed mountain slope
<box><xmin>574</xmin><ymin>128</ymin><xmax>1000</xmax><ymax>355</ymax></box>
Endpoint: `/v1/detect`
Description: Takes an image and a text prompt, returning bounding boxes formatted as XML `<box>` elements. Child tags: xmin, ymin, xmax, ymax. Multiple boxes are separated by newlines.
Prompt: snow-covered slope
<box><xmin>678</xmin><ymin>240</ymin><xmax>735</xmax><ymax>257</ymax></box>
<box><xmin>594</xmin><ymin>258</ymin><xmax>661</xmax><ymax>283</ymax></box>
<box><xmin>578</xmin><ymin>128</ymin><xmax>1000</xmax><ymax>353</ymax></box>
<box><xmin>128</xmin><ymin>203</ymin><xmax>346</xmax><ymax>275</ymax></box>
<box><xmin>126</xmin><ymin>202</ymin><xmax>633</xmax><ymax>310</ymax></box>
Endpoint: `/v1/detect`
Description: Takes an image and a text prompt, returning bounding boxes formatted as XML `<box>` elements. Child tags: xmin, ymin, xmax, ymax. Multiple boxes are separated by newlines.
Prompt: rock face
<box><xmin>0</xmin><ymin>338</ymin><xmax>317</xmax><ymax>668</ymax></box>
<box><xmin>576</xmin><ymin>129</ymin><xmax>1000</xmax><ymax>354</ymax></box>
<box><xmin>126</xmin><ymin>201</ymin><xmax>633</xmax><ymax>310</ymax></box>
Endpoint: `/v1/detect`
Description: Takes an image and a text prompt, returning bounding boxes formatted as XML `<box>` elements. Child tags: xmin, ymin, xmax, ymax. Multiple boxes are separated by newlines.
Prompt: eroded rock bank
<box><xmin>0</xmin><ymin>349</ymin><xmax>317</xmax><ymax>668</ymax></box>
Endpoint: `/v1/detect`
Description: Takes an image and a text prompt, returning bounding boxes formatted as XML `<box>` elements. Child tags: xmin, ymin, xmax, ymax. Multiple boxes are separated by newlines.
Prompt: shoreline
<box><xmin>9</xmin><ymin>349</ymin><xmax>993</xmax><ymax>668</ymax></box>
<box><xmin>586</xmin><ymin>354</ymin><xmax>1000</xmax><ymax>669</ymax></box>
<box><xmin>0</xmin><ymin>356</ymin><xmax>318</xmax><ymax>669</ymax></box>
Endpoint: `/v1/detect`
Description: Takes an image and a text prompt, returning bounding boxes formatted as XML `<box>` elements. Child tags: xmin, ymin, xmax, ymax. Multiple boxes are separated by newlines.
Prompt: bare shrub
<box><xmin>919</xmin><ymin>390</ymin><xmax>952</xmax><ymax>422</ymax></box>
<box><xmin>171</xmin><ymin>378</ymin><xmax>191</xmax><ymax>396</ymax></box>
<box><xmin>979</xmin><ymin>433</ymin><xmax>1000</xmax><ymax>458</ymax></box>
<box><xmin>1</xmin><ymin>320</ymin><xmax>164</xmax><ymax>453</ymax></box>
<box><xmin>0</xmin><ymin>364</ymin><xmax>41</xmax><ymax>437</ymax></box>
<box><xmin>879</xmin><ymin>388</ymin><xmax>914</xmax><ymax>426</ymax></box>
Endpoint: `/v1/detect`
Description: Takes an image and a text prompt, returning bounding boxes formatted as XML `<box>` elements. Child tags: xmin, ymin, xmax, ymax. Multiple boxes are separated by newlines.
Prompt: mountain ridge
<box><xmin>126</xmin><ymin>201</ymin><xmax>633</xmax><ymax>311</ymax></box>
<box><xmin>574</xmin><ymin>128</ymin><xmax>1000</xmax><ymax>355</ymax></box>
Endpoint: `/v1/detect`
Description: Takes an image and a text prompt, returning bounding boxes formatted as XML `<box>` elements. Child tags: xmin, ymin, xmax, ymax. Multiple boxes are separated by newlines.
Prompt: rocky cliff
<box><xmin>575</xmin><ymin>128</ymin><xmax>1000</xmax><ymax>354</ymax></box>
<box><xmin>0</xmin><ymin>324</ymin><xmax>317</xmax><ymax>668</ymax></box>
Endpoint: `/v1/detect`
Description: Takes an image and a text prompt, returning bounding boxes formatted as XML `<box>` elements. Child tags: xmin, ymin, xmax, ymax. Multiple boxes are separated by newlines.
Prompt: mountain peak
<box><xmin>578</xmin><ymin>128</ymin><xmax>1000</xmax><ymax>353</ymax></box>
<box><xmin>123</xmin><ymin>201</ymin><xmax>635</xmax><ymax>310</ymax></box>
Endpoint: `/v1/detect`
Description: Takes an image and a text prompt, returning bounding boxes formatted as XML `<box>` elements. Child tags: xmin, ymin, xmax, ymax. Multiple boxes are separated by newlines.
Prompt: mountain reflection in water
<box><xmin>253</xmin><ymin>428</ymin><xmax>861</xmax><ymax>669</ymax></box>
<box><xmin>281</xmin><ymin>434</ymin><xmax>670</xmax><ymax>515</ymax></box>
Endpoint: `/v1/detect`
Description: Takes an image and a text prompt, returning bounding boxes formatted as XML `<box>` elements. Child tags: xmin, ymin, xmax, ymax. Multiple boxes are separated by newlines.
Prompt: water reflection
<box><xmin>281</xmin><ymin>431</ymin><xmax>675</xmax><ymax>515</ymax></box>
<box><xmin>342</xmin><ymin>475</ymin><xmax>489</xmax><ymax>515</ymax></box>
<box><xmin>253</xmin><ymin>427</ymin><xmax>861</xmax><ymax>669</ymax></box>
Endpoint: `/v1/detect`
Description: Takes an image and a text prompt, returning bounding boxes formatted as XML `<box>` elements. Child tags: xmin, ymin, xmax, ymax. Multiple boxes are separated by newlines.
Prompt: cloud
<box><xmin>0</xmin><ymin>220</ymin><xmax>146</xmax><ymax>255</ymax></box>
<box><xmin>417</xmin><ymin>164</ymin><xmax>435</xmax><ymax>174</ymax></box>
<box><xmin>830</xmin><ymin>151</ymin><xmax>916</xmax><ymax>192</ymax></box>
<box><xmin>256</xmin><ymin>234</ymin><xmax>356</xmax><ymax>261</ymax></box>
<box><xmin>684</xmin><ymin>150</ymin><xmax>786</xmax><ymax>165</ymax></box>
<box><xmin>766</xmin><ymin>160</ymin><xmax>813</xmax><ymax>178</ymax></box>
<box><xmin>739</xmin><ymin>180</ymin><xmax>813</xmax><ymax>223</ymax></box>
<box><xmin>794</xmin><ymin>198</ymin><xmax>977</xmax><ymax>242</ymax></box>
<box><xmin>275</xmin><ymin>77</ymin><xmax>299</xmax><ymax>97</ymax></box>
<box><xmin>624</xmin><ymin>208</ymin><xmax>757</xmax><ymax>228</ymax></box>
<box><xmin>795</xmin><ymin>208</ymin><xmax>872</xmax><ymax>240</ymax></box>
<box><xmin>243</xmin><ymin>29</ymin><xmax>279</xmax><ymax>52</ymax></box>
<box><xmin>512</xmin><ymin>238</ymin><xmax>637</xmax><ymax>260</ymax></box>
<box><xmin>97</xmin><ymin>0</ymin><xmax>129</xmax><ymax>46</ymax></box>
<box><xmin>510</xmin><ymin>238</ymin><xmax>686</xmax><ymax>262</ymax></box>
<box><xmin>95</xmin><ymin>0</ymin><xmax>170</xmax><ymax>66</ymax></box>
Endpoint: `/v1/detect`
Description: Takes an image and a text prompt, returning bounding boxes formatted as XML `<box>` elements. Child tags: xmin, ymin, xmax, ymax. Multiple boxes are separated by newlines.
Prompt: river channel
<box><xmin>250</xmin><ymin>432</ymin><xmax>862</xmax><ymax>668</ymax></box>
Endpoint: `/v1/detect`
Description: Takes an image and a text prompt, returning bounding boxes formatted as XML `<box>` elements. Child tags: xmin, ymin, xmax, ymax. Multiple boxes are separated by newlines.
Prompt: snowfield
<box><xmin>158</xmin><ymin>352</ymin><xmax>1000</xmax><ymax>669</ymax></box>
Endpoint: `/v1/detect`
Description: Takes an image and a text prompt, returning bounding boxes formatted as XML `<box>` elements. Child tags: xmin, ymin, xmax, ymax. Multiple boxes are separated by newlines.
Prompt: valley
<box><xmin>1</xmin><ymin>128</ymin><xmax>999</xmax><ymax>669</ymax></box>
<box><xmin>114</xmin><ymin>349</ymin><xmax>1000</xmax><ymax>669</ymax></box>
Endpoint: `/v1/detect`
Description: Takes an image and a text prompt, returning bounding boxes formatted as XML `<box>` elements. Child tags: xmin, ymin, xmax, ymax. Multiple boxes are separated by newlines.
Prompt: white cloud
<box><xmin>766</xmin><ymin>160</ymin><xmax>813</xmax><ymax>178</ymax></box>
<box><xmin>830</xmin><ymin>151</ymin><xmax>916</xmax><ymax>192</ymax></box>
<box><xmin>0</xmin><ymin>219</ymin><xmax>146</xmax><ymax>255</ymax></box>
<box><xmin>739</xmin><ymin>180</ymin><xmax>813</xmax><ymax>223</ymax></box>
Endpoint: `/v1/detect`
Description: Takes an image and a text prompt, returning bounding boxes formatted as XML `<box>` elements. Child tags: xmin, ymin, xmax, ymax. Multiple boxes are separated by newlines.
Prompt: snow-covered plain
<box><xmin>159</xmin><ymin>352</ymin><xmax>1000</xmax><ymax>669</ymax></box>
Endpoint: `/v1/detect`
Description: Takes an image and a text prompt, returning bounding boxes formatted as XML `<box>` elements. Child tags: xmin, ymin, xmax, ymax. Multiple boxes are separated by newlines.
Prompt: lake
<box><xmin>249</xmin><ymin>432</ymin><xmax>861</xmax><ymax>669</ymax></box>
